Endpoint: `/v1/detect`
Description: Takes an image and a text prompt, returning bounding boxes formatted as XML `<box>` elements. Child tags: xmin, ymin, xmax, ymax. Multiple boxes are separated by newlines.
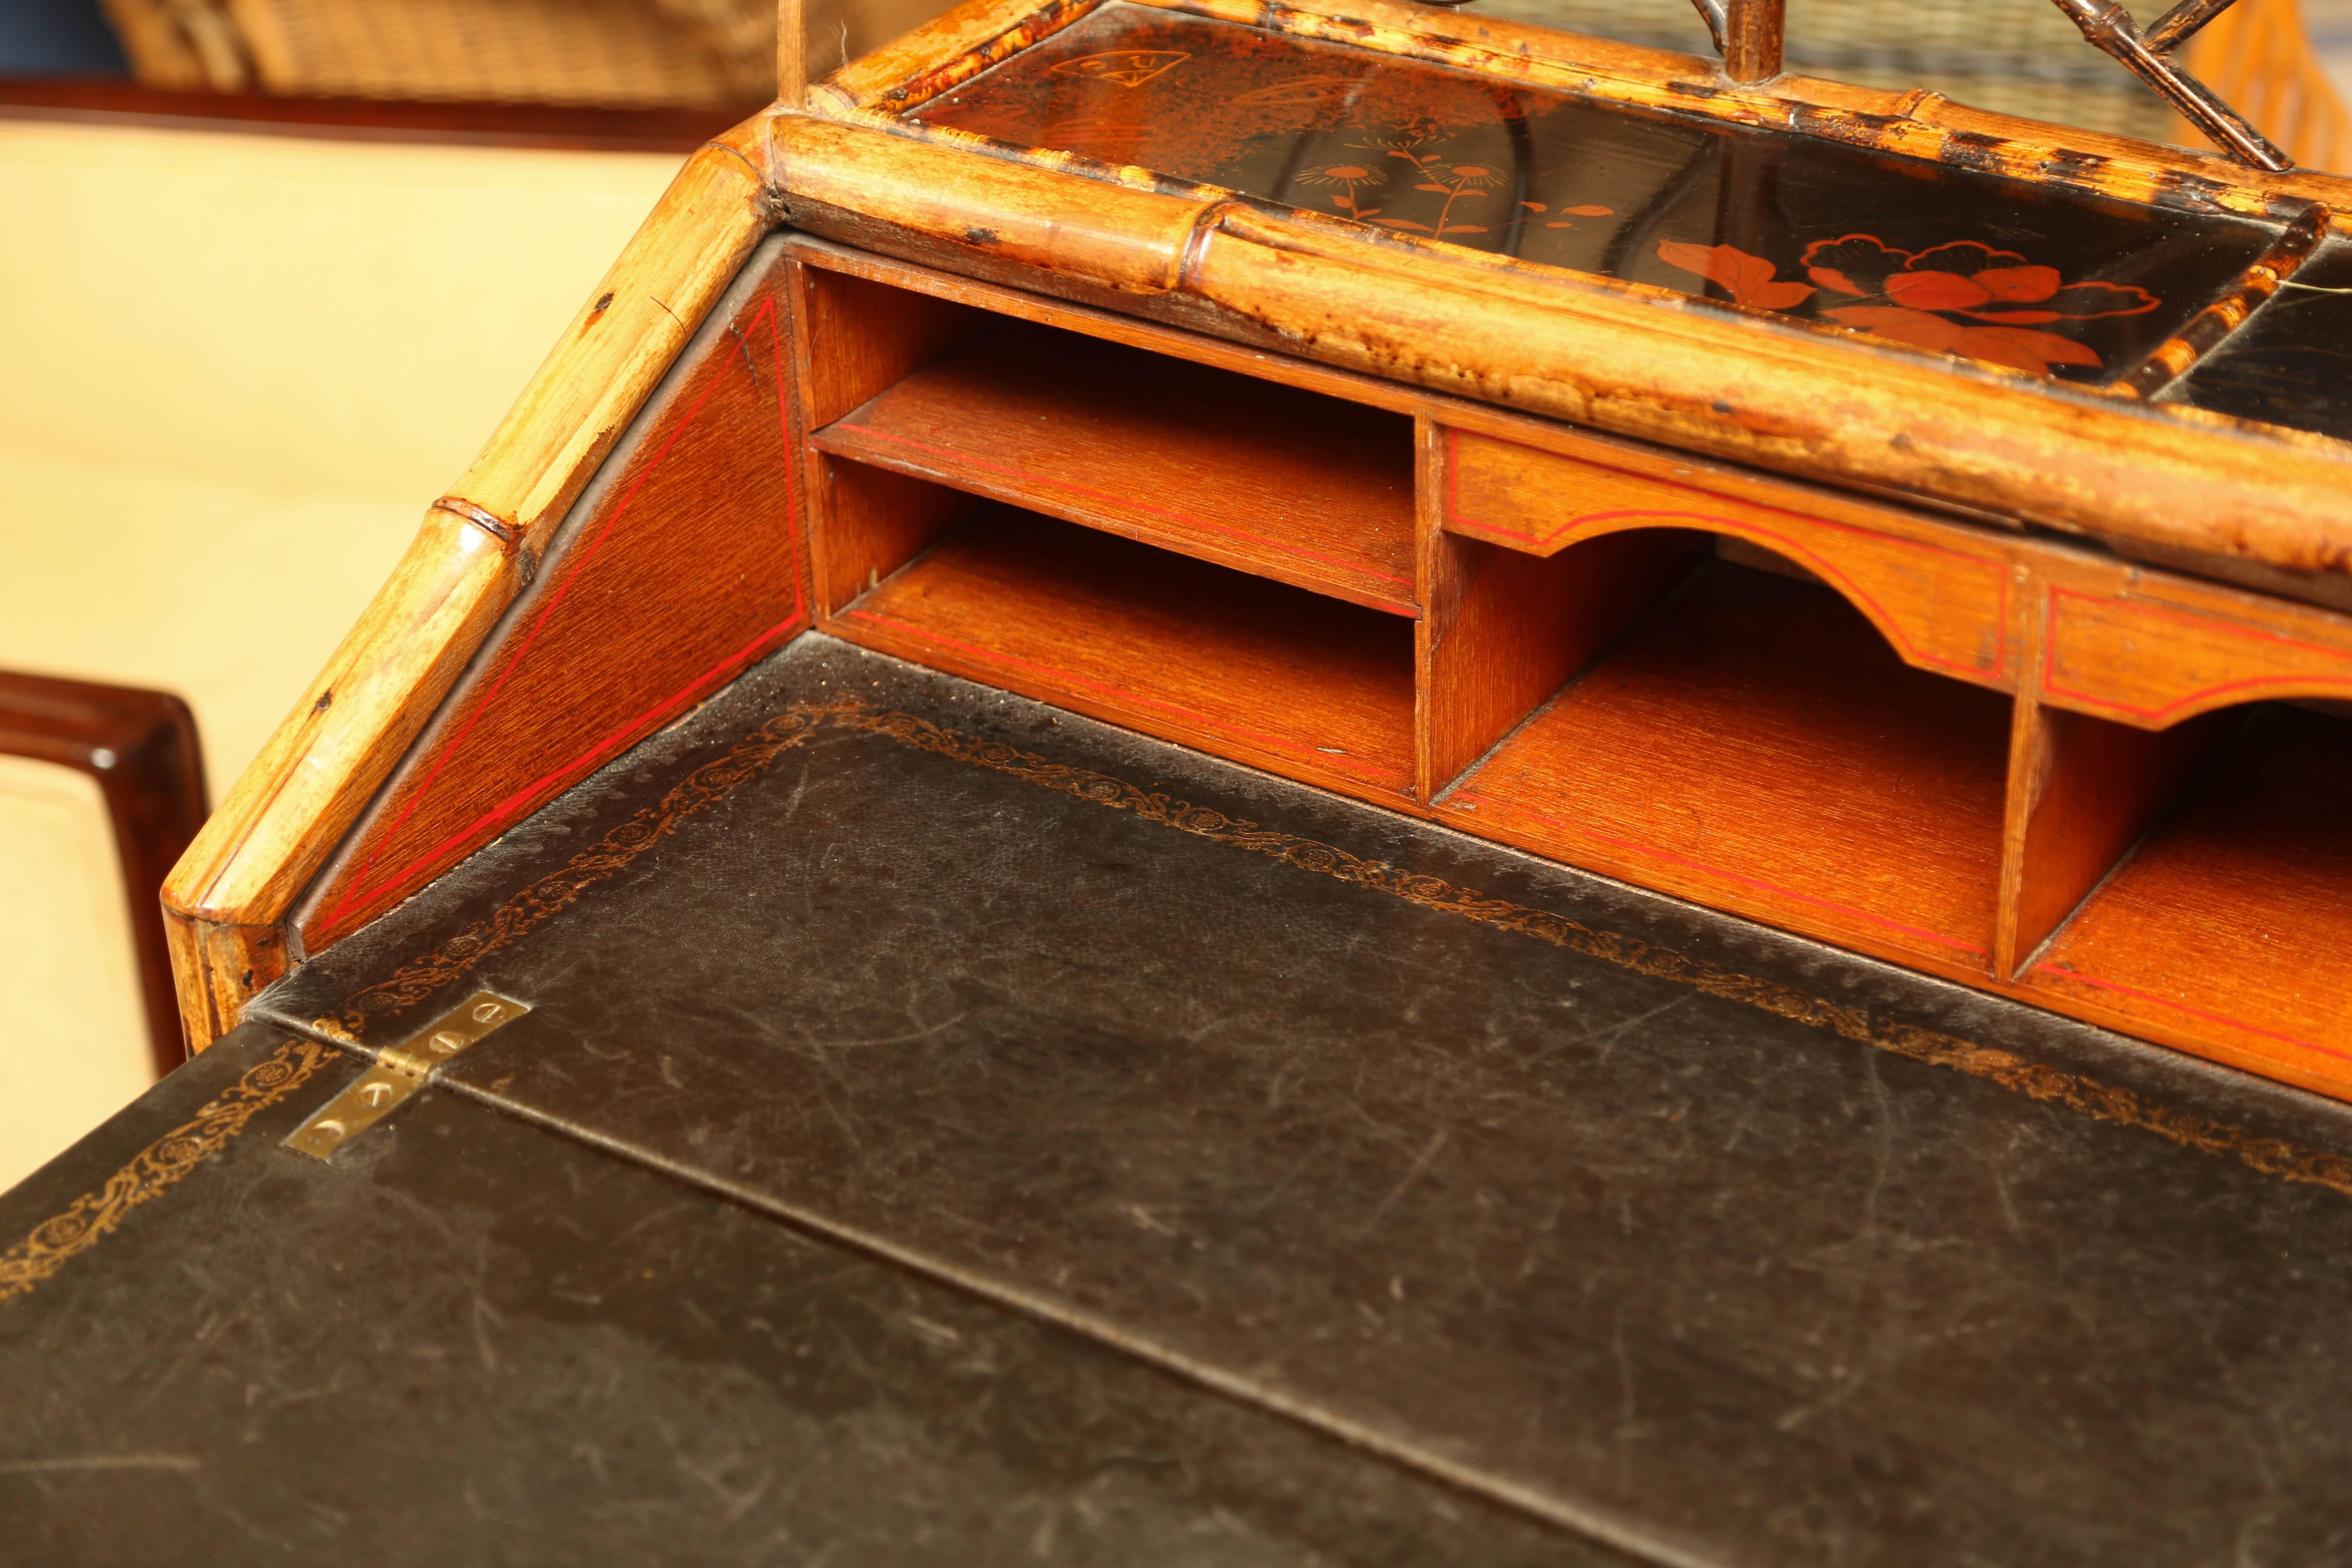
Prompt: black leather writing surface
<box><xmin>0</xmin><ymin>1025</ymin><xmax>1604</xmax><ymax>1566</ymax></box>
<box><xmin>242</xmin><ymin>634</ymin><xmax>2352</xmax><ymax>1566</ymax></box>
<box><xmin>15</xmin><ymin>635</ymin><xmax>2352</xmax><ymax>1563</ymax></box>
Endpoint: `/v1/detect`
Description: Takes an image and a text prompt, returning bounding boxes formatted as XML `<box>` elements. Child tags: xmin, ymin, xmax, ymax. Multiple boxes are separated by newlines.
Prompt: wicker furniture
<box><xmin>96</xmin><ymin>0</ymin><xmax>774</xmax><ymax>107</ymax></box>
<box><xmin>90</xmin><ymin>0</ymin><xmax>2352</xmax><ymax>170</ymax></box>
<box><xmin>1489</xmin><ymin>0</ymin><xmax>2349</xmax><ymax>165</ymax></box>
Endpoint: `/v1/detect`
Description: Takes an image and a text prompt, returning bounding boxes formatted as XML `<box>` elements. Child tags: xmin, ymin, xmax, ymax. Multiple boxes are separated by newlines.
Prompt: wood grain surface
<box><xmin>2041</xmin><ymin>582</ymin><xmax>2352</xmax><ymax>726</ymax></box>
<box><xmin>817</xmin><ymin>318</ymin><xmax>1418</xmax><ymax>614</ymax></box>
<box><xmin>812</xmin><ymin>461</ymin><xmax>976</xmax><ymax>617</ymax></box>
<box><xmin>794</xmin><ymin>263</ymin><xmax>976</xmax><ymax>431</ymax></box>
<box><xmin>1441</xmin><ymin>562</ymin><xmax>2015</xmax><ymax>981</ymax></box>
<box><xmin>2029</xmin><ymin>706</ymin><xmax>2352</xmax><ymax>1088</ymax></box>
<box><xmin>1417</xmin><ymin>414</ymin><xmax>1707</xmax><ymax>799</ymax></box>
<box><xmin>831</xmin><ymin>506</ymin><xmax>1418</xmax><ymax>803</ymax></box>
<box><xmin>1443</xmin><ymin>427</ymin><xmax>2015</xmax><ymax>689</ymax></box>
<box><xmin>296</xmin><ymin>240</ymin><xmax>813</xmax><ymax>954</ymax></box>
<box><xmin>1997</xmin><ymin>687</ymin><xmax>2237</xmax><ymax>978</ymax></box>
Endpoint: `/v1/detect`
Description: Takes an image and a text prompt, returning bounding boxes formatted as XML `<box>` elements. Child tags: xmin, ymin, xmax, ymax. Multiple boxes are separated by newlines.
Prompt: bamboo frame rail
<box><xmin>1675</xmin><ymin>0</ymin><xmax>2298</xmax><ymax>164</ymax></box>
<box><xmin>2049</xmin><ymin>0</ymin><xmax>2292</xmax><ymax>167</ymax></box>
<box><xmin>158</xmin><ymin>113</ymin><xmax>780</xmax><ymax>1049</ymax></box>
<box><xmin>163</xmin><ymin>0</ymin><xmax>2352</xmax><ymax>1056</ymax></box>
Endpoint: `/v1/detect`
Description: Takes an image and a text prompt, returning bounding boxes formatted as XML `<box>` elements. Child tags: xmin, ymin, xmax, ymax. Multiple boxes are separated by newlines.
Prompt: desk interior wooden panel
<box><xmin>834</xmin><ymin>506</ymin><xmax>1422</xmax><ymax>804</ymax></box>
<box><xmin>2029</xmin><ymin>705</ymin><xmax>2352</xmax><ymax>1080</ymax></box>
<box><xmin>292</xmin><ymin>237</ymin><xmax>812</xmax><ymax>955</ymax></box>
<box><xmin>817</xmin><ymin>319</ymin><xmax>1419</xmax><ymax>615</ymax></box>
<box><xmin>765</xmin><ymin>229</ymin><xmax>2352</xmax><ymax>1093</ymax></box>
<box><xmin>1442</xmin><ymin>561</ymin><xmax>2016</xmax><ymax>981</ymax></box>
<box><xmin>154</xmin><ymin>0</ymin><xmax>2352</xmax><ymax>1106</ymax></box>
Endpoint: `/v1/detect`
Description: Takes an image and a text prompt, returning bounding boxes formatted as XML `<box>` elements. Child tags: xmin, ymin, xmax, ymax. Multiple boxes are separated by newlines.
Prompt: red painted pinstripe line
<box><xmin>831</xmin><ymin>420</ymin><xmax>1419</xmax><ymax>597</ymax></box>
<box><xmin>2040</xmin><ymin>586</ymin><xmax>2352</xmax><ymax>722</ymax></box>
<box><xmin>367</xmin><ymin>614</ymin><xmax>805</xmax><ymax>889</ymax></box>
<box><xmin>2029</xmin><ymin>960</ymin><xmax>2352</xmax><ymax>1063</ymax></box>
<box><xmin>842</xmin><ymin>606</ymin><xmax>1412</xmax><ymax>790</ymax></box>
<box><xmin>320</xmin><ymin>293</ymin><xmax>807</xmax><ymax>932</ymax></box>
<box><xmin>1441</xmin><ymin>428</ymin><xmax>2009</xmax><ymax>682</ymax></box>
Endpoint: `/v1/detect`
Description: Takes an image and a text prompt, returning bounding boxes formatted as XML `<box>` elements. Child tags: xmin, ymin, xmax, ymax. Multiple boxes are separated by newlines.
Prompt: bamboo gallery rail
<box><xmin>162</xmin><ymin>0</ymin><xmax>2352</xmax><ymax>1119</ymax></box>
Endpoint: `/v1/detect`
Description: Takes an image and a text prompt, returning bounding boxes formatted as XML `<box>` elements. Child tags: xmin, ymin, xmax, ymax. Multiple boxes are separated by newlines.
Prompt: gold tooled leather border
<box><xmin>0</xmin><ymin>1037</ymin><xmax>331</xmax><ymax>1305</ymax></box>
<box><xmin>841</xmin><ymin>703</ymin><xmax>2352</xmax><ymax>1203</ymax></box>
<box><xmin>326</xmin><ymin>702</ymin><xmax>846</xmax><ymax>1038</ymax></box>
<box><xmin>332</xmin><ymin>695</ymin><xmax>2352</xmax><ymax>1204</ymax></box>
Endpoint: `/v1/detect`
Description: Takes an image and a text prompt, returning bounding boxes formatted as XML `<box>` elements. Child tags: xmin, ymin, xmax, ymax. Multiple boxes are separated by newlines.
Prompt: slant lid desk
<box><xmin>11</xmin><ymin>0</ymin><xmax>2352</xmax><ymax>1559</ymax></box>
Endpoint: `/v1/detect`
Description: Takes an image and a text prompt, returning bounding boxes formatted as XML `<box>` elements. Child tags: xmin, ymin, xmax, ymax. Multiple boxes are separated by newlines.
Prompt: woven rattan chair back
<box><xmin>96</xmin><ymin>0</ymin><xmax>2352</xmax><ymax>167</ymax></box>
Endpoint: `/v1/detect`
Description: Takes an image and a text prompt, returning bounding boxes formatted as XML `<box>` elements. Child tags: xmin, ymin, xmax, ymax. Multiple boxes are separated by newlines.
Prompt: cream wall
<box><xmin>0</xmin><ymin>119</ymin><xmax>683</xmax><ymax>1189</ymax></box>
<box><xmin>0</xmin><ymin>756</ymin><xmax>150</xmax><ymax>1194</ymax></box>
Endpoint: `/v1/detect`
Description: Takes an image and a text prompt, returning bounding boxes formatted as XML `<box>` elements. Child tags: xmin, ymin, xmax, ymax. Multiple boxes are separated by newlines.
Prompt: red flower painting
<box><xmin>1655</xmin><ymin>234</ymin><xmax>2163</xmax><ymax>376</ymax></box>
<box><xmin>1799</xmin><ymin>235</ymin><xmax>2160</xmax><ymax>375</ymax></box>
<box><xmin>1657</xmin><ymin>241</ymin><xmax>1816</xmax><ymax>310</ymax></box>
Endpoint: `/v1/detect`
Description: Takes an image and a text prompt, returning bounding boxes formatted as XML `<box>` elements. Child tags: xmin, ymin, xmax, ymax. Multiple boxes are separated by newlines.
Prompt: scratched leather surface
<box><xmin>20</xmin><ymin>633</ymin><xmax>2352</xmax><ymax>1564</ymax></box>
<box><xmin>0</xmin><ymin>1022</ymin><xmax>1593</xmax><ymax>1566</ymax></box>
<box><xmin>262</xmin><ymin>633</ymin><xmax>2352</xmax><ymax>1567</ymax></box>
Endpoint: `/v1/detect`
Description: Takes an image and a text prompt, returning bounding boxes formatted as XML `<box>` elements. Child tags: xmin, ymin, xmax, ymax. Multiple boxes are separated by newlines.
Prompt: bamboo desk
<box><xmin>164</xmin><ymin>0</ymin><xmax>2352</xmax><ymax>1100</ymax></box>
<box><xmin>16</xmin><ymin>0</ymin><xmax>2352</xmax><ymax>1557</ymax></box>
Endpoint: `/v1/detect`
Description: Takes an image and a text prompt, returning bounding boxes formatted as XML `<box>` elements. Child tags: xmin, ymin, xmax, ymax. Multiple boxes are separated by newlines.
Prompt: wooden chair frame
<box><xmin>1</xmin><ymin>673</ymin><xmax>207</xmax><ymax>1077</ymax></box>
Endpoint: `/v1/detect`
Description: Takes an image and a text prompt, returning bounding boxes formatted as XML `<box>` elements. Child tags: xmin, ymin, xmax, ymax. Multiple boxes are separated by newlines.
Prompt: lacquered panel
<box><xmin>911</xmin><ymin>3</ymin><xmax>2278</xmax><ymax>385</ymax></box>
<box><xmin>2171</xmin><ymin>238</ymin><xmax>2352</xmax><ymax>442</ymax></box>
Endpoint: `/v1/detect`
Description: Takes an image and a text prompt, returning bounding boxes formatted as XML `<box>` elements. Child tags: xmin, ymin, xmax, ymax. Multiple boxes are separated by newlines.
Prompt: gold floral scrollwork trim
<box><xmin>327</xmin><ymin>692</ymin><xmax>2352</xmax><ymax>1206</ymax></box>
<box><xmin>832</xmin><ymin>704</ymin><xmax>2352</xmax><ymax>1206</ymax></box>
<box><xmin>0</xmin><ymin>1038</ymin><xmax>332</xmax><ymax>1305</ymax></box>
<box><xmin>329</xmin><ymin>702</ymin><xmax>848</xmax><ymax>1038</ymax></box>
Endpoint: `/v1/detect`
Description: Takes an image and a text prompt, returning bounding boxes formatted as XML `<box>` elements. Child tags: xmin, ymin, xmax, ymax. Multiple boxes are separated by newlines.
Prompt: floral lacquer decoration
<box><xmin>1289</xmin><ymin>119</ymin><xmax>1615</xmax><ymax>239</ymax></box>
<box><xmin>1804</xmin><ymin>236</ymin><xmax>2160</xmax><ymax>374</ymax></box>
<box><xmin>1299</xmin><ymin>161</ymin><xmax>1388</xmax><ymax>221</ymax></box>
<box><xmin>1524</xmin><ymin>200</ymin><xmax>1616</xmax><ymax>230</ymax></box>
<box><xmin>1368</xmin><ymin>127</ymin><xmax>1500</xmax><ymax>237</ymax></box>
<box><xmin>1657</xmin><ymin>234</ymin><xmax>2162</xmax><ymax>377</ymax></box>
<box><xmin>1657</xmin><ymin>242</ymin><xmax>1817</xmax><ymax>310</ymax></box>
<box><xmin>1300</xmin><ymin>125</ymin><xmax>1615</xmax><ymax>240</ymax></box>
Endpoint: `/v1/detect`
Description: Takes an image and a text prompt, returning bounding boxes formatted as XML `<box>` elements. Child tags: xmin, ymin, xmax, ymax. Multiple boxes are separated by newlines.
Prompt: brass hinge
<box><xmin>283</xmin><ymin>991</ymin><xmax>530</xmax><ymax>1160</ymax></box>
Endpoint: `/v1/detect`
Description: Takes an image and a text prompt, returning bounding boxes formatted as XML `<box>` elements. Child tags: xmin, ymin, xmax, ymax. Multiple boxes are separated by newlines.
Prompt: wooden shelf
<box><xmin>832</xmin><ymin>506</ymin><xmax>1418</xmax><ymax>804</ymax></box>
<box><xmin>1440</xmin><ymin>561</ymin><xmax>2013</xmax><ymax>979</ymax></box>
<box><xmin>787</xmin><ymin>241</ymin><xmax>2352</xmax><ymax>1104</ymax></box>
<box><xmin>814</xmin><ymin>320</ymin><xmax>1419</xmax><ymax>616</ymax></box>
<box><xmin>2028</xmin><ymin>706</ymin><xmax>2352</xmax><ymax>1073</ymax></box>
